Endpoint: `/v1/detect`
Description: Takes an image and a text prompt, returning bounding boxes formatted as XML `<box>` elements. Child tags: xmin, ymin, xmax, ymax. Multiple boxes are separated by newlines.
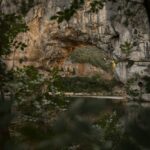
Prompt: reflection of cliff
<box><xmin>1</xmin><ymin>0</ymin><xmax>150</xmax><ymax>82</ymax></box>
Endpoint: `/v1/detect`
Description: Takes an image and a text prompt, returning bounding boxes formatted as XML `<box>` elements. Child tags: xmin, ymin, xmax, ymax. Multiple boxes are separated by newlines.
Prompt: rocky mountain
<box><xmin>1</xmin><ymin>0</ymin><xmax>150</xmax><ymax>88</ymax></box>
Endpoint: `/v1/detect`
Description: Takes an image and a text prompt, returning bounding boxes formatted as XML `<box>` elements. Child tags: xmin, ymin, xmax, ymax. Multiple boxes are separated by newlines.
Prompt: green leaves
<box><xmin>56</xmin><ymin>76</ymin><xmax>118</xmax><ymax>93</ymax></box>
<box><xmin>120</xmin><ymin>41</ymin><xmax>133</xmax><ymax>56</ymax></box>
<box><xmin>13</xmin><ymin>41</ymin><xmax>27</xmax><ymax>51</ymax></box>
<box><xmin>13</xmin><ymin>66</ymin><xmax>69</xmax><ymax>119</ymax></box>
<box><xmin>0</xmin><ymin>13</ymin><xmax>28</xmax><ymax>56</ymax></box>
<box><xmin>50</xmin><ymin>0</ymin><xmax>107</xmax><ymax>22</ymax></box>
<box><xmin>50</xmin><ymin>0</ymin><xmax>85</xmax><ymax>23</ymax></box>
<box><xmin>0</xmin><ymin>12</ymin><xmax>28</xmax><ymax>148</ymax></box>
<box><xmin>89</xmin><ymin>0</ymin><xmax>106</xmax><ymax>13</ymax></box>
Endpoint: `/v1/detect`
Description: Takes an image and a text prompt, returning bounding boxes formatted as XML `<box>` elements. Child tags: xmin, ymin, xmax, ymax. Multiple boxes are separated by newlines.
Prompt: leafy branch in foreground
<box><xmin>0</xmin><ymin>13</ymin><xmax>28</xmax><ymax>56</ymax></box>
<box><xmin>13</xmin><ymin>66</ymin><xmax>68</xmax><ymax>119</ymax></box>
<box><xmin>51</xmin><ymin>0</ymin><xmax>85</xmax><ymax>23</ymax></box>
<box><xmin>89</xmin><ymin>0</ymin><xmax>106</xmax><ymax>13</ymax></box>
<box><xmin>0</xmin><ymin>12</ymin><xmax>28</xmax><ymax>149</ymax></box>
<box><xmin>50</xmin><ymin>0</ymin><xmax>106</xmax><ymax>23</ymax></box>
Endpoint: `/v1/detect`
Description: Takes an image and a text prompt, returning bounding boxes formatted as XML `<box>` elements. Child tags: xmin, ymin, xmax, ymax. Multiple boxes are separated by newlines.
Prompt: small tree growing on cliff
<box><xmin>120</xmin><ymin>41</ymin><xmax>133</xmax><ymax>57</ymax></box>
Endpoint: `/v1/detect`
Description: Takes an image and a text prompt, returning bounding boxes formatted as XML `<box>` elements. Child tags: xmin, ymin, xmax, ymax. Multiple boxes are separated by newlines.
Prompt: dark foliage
<box><xmin>51</xmin><ymin>0</ymin><xmax>85</xmax><ymax>23</ymax></box>
<box><xmin>54</xmin><ymin>76</ymin><xmax>118</xmax><ymax>93</ymax></box>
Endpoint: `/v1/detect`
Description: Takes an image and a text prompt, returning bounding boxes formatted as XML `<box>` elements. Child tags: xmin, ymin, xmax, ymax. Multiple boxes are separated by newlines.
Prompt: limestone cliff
<box><xmin>1</xmin><ymin>0</ymin><xmax>150</xmax><ymax>84</ymax></box>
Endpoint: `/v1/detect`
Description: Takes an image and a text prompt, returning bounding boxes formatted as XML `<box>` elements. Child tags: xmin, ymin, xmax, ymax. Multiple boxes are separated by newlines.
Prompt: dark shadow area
<box><xmin>144</xmin><ymin>0</ymin><xmax>150</xmax><ymax>24</ymax></box>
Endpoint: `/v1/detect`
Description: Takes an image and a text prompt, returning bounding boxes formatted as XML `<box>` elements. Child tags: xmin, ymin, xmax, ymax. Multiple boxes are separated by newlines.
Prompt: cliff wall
<box><xmin>1</xmin><ymin>0</ymin><xmax>150</xmax><ymax>83</ymax></box>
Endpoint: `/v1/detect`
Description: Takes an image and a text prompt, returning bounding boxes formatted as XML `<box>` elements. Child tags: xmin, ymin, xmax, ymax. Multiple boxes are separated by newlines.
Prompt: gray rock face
<box><xmin>1</xmin><ymin>0</ymin><xmax>150</xmax><ymax>83</ymax></box>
